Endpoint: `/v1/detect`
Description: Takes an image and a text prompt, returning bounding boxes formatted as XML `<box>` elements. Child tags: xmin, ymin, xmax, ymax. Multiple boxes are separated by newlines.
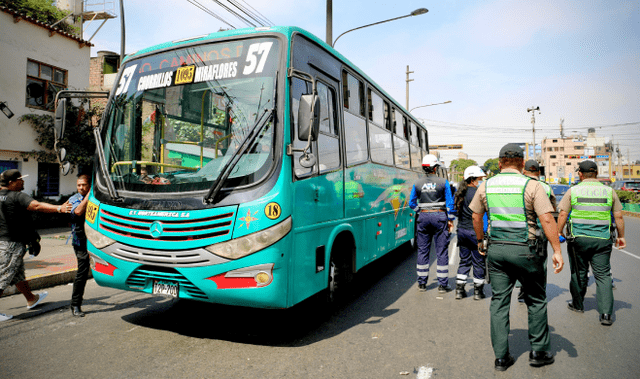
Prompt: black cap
<box><xmin>578</xmin><ymin>160</ymin><xmax>598</xmax><ymax>173</ymax></box>
<box><xmin>0</xmin><ymin>169</ymin><xmax>27</xmax><ymax>186</ymax></box>
<box><xmin>524</xmin><ymin>160</ymin><xmax>540</xmax><ymax>171</ymax></box>
<box><xmin>498</xmin><ymin>143</ymin><xmax>524</xmax><ymax>158</ymax></box>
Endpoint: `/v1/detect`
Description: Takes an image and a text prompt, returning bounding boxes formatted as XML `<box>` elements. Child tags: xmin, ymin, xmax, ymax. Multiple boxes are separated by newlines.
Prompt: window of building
<box><xmin>566</xmin><ymin>162</ymin><xmax>572</xmax><ymax>165</ymax></box>
<box><xmin>575</xmin><ymin>145</ymin><xmax>584</xmax><ymax>150</ymax></box>
<box><xmin>37</xmin><ymin>162</ymin><xmax>60</xmax><ymax>196</ymax></box>
<box><xmin>550</xmin><ymin>155</ymin><xmax>556</xmax><ymax>159</ymax></box>
<box><xmin>26</xmin><ymin>59</ymin><xmax>67</xmax><ymax>111</ymax></box>
<box><xmin>104</xmin><ymin>55</ymin><xmax>120</xmax><ymax>74</ymax></box>
<box><xmin>552</xmin><ymin>139</ymin><xmax>558</xmax><ymax>143</ymax></box>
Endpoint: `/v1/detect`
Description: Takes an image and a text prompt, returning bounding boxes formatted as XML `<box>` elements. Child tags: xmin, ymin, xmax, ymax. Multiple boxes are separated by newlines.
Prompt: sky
<box><xmin>81</xmin><ymin>0</ymin><xmax>640</xmax><ymax>166</ymax></box>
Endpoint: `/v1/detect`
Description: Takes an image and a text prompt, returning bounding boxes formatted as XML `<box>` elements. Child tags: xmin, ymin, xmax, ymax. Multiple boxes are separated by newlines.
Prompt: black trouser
<box><xmin>71</xmin><ymin>247</ymin><xmax>90</xmax><ymax>307</ymax></box>
<box><xmin>488</xmin><ymin>243</ymin><xmax>549</xmax><ymax>358</ymax></box>
<box><xmin>567</xmin><ymin>237</ymin><xmax>613</xmax><ymax>314</ymax></box>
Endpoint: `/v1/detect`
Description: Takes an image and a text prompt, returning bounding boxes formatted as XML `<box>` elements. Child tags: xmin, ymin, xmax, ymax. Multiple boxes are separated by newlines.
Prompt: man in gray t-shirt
<box><xmin>0</xmin><ymin>169</ymin><xmax>71</xmax><ymax>322</ymax></box>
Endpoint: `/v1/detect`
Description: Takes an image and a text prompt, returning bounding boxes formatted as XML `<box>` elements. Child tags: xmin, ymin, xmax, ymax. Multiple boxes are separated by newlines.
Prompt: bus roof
<box><xmin>123</xmin><ymin>26</ymin><xmax>427</xmax><ymax>132</ymax></box>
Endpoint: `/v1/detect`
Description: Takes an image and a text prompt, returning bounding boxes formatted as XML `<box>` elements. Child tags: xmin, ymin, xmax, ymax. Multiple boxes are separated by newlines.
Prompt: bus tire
<box><xmin>327</xmin><ymin>236</ymin><xmax>354</xmax><ymax>304</ymax></box>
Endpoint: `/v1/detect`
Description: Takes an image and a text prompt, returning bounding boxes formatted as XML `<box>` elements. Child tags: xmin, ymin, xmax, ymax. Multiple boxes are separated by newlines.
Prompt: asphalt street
<box><xmin>1</xmin><ymin>217</ymin><xmax>639</xmax><ymax>379</ymax></box>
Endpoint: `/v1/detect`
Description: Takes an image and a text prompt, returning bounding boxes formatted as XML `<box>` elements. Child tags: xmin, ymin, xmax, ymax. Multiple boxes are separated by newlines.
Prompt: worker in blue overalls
<box><xmin>409</xmin><ymin>154</ymin><xmax>456</xmax><ymax>293</ymax></box>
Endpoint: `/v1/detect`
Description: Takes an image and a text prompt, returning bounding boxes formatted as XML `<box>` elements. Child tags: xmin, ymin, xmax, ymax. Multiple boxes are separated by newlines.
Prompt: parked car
<box><xmin>610</xmin><ymin>180</ymin><xmax>640</xmax><ymax>193</ymax></box>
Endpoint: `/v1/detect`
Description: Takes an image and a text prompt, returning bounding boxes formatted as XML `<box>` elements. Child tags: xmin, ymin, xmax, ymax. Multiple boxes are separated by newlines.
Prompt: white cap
<box><xmin>422</xmin><ymin>154</ymin><xmax>439</xmax><ymax>167</ymax></box>
<box><xmin>463</xmin><ymin>166</ymin><xmax>486</xmax><ymax>180</ymax></box>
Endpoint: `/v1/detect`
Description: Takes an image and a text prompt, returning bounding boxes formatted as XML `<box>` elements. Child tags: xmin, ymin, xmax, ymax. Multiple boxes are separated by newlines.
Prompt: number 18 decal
<box><xmin>243</xmin><ymin>42</ymin><xmax>273</xmax><ymax>75</ymax></box>
<box><xmin>265</xmin><ymin>202</ymin><xmax>281</xmax><ymax>220</ymax></box>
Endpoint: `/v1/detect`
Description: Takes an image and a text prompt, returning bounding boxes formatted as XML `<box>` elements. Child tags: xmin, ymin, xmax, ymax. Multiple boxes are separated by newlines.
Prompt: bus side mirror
<box><xmin>297</xmin><ymin>94</ymin><xmax>319</xmax><ymax>142</ymax></box>
<box><xmin>61</xmin><ymin>161</ymin><xmax>71</xmax><ymax>176</ymax></box>
<box><xmin>54</xmin><ymin>98</ymin><xmax>67</xmax><ymax>141</ymax></box>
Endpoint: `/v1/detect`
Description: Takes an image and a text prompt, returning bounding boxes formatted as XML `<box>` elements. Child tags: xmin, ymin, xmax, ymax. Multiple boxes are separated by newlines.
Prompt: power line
<box><xmin>186</xmin><ymin>0</ymin><xmax>236</xmax><ymax>29</ymax></box>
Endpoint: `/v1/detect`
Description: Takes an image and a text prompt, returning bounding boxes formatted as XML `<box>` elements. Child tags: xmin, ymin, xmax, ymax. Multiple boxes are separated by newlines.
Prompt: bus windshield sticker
<box><xmin>120</xmin><ymin>39</ymin><xmax>279</xmax><ymax>97</ymax></box>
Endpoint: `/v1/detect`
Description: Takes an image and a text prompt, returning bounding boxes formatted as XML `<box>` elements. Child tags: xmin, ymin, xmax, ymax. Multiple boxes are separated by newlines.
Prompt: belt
<box><xmin>420</xmin><ymin>209</ymin><xmax>445</xmax><ymax>213</ymax></box>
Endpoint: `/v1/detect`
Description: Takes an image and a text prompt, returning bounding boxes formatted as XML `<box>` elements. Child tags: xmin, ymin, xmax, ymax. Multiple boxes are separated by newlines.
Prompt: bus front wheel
<box><xmin>327</xmin><ymin>243</ymin><xmax>354</xmax><ymax>304</ymax></box>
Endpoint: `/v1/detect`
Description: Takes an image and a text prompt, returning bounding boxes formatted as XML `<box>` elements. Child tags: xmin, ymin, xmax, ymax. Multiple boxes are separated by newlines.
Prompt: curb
<box><xmin>622</xmin><ymin>211</ymin><xmax>640</xmax><ymax>219</ymax></box>
<box><xmin>1</xmin><ymin>269</ymin><xmax>80</xmax><ymax>297</ymax></box>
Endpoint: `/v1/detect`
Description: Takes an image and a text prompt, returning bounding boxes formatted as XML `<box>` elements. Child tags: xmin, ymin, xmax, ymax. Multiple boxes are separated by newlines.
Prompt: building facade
<box><xmin>0</xmin><ymin>5</ymin><xmax>92</xmax><ymax>197</ymax></box>
<box><xmin>541</xmin><ymin>128</ymin><xmax>613</xmax><ymax>184</ymax></box>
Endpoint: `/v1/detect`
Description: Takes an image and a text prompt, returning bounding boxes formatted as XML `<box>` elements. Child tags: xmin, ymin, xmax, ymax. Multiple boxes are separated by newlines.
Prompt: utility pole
<box><xmin>406</xmin><ymin>65</ymin><xmax>414</xmax><ymax>110</ymax></box>
<box><xmin>326</xmin><ymin>0</ymin><xmax>332</xmax><ymax>45</ymax></box>
<box><xmin>527</xmin><ymin>106</ymin><xmax>541</xmax><ymax>162</ymax></box>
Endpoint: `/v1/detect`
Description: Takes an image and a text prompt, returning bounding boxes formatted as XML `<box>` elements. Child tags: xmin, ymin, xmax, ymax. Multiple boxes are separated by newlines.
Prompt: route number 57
<box><xmin>243</xmin><ymin>42</ymin><xmax>273</xmax><ymax>75</ymax></box>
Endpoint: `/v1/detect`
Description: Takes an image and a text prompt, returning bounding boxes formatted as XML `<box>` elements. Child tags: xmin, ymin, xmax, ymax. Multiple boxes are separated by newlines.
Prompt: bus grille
<box><xmin>99</xmin><ymin>209</ymin><xmax>233</xmax><ymax>242</ymax></box>
<box><xmin>126</xmin><ymin>266</ymin><xmax>209</xmax><ymax>300</ymax></box>
<box><xmin>102</xmin><ymin>242</ymin><xmax>229</xmax><ymax>268</ymax></box>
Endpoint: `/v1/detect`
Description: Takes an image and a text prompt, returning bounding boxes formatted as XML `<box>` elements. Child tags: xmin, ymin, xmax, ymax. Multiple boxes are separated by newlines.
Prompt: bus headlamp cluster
<box><xmin>85</xmin><ymin>223</ymin><xmax>116</xmax><ymax>249</ymax></box>
<box><xmin>205</xmin><ymin>217</ymin><xmax>291</xmax><ymax>260</ymax></box>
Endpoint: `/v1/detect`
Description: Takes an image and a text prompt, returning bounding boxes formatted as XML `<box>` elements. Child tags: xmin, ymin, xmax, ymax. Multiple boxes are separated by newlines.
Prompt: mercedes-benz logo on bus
<box><xmin>150</xmin><ymin>221</ymin><xmax>164</xmax><ymax>238</ymax></box>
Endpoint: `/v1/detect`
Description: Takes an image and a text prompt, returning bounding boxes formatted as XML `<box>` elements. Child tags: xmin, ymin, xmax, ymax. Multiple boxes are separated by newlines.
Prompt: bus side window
<box><xmin>317</xmin><ymin>81</ymin><xmax>340</xmax><ymax>173</ymax></box>
<box><xmin>343</xmin><ymin>71</ymin><xmax>367</xmax><ymax>166</ymax></box>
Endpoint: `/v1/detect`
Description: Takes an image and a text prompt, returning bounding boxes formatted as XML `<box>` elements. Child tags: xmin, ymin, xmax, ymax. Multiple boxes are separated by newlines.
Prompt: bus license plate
<box><xmin>152</xmin><ymin>280</ymin><xmax>179</xmax><ymax>298</ymax></box>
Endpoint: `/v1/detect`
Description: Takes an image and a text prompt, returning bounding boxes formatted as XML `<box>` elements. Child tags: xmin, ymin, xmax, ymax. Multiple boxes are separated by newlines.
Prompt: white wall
<box><xmin>0</xmin><ymin>10</ymin><xmax>91</xmax><ymax>197</ymax></box>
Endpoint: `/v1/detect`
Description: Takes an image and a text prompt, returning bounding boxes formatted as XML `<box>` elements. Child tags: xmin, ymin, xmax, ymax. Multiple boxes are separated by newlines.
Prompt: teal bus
<box><xmin>72</xmin><ymin>26</ymin><xmax>441</xmax><ymax>308</ymax></box>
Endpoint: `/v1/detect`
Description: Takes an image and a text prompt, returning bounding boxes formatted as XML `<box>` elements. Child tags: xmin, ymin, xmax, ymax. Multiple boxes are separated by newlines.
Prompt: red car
<box><xmin>610</xmin><ymin>180</ymin><xmax>640</xmax><ymax>192</ymax></box>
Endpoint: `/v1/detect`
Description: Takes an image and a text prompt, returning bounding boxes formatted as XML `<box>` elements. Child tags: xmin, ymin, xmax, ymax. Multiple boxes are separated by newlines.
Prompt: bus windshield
<box><xmin>101</xmin><ymin>37</ymin><xmax>280</xmax><ymax>193</ymax></box>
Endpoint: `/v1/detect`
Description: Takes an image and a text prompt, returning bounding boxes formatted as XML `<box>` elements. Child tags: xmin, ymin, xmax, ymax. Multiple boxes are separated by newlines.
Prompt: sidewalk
<box><xmin>1</xmin><ymin>227</ymin><xmax>81</xmax><ymax>298</ymax></box>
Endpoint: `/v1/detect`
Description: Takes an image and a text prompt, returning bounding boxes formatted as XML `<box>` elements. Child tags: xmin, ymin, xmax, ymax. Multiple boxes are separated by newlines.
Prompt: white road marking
<box><xmin>614</xmin><ymin>247</ymin><xmax>640</xmax><ymax>260</ymax></box>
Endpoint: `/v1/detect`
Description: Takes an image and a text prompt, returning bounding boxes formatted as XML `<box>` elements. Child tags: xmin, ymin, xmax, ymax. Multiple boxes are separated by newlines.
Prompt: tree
<box><xmin>483</xmin><ymin>158</ymin><xmax>499</xmax><ymax>177</ymax></box>
<box><xmin>450</xmin><ymin>158</ymin><xmax>478</xmax><ymax>182</ymax></box>
<box><xmin>19</xmin><ymin>99</ymin><xmax>103</xmax><ymax>174</ymax></box>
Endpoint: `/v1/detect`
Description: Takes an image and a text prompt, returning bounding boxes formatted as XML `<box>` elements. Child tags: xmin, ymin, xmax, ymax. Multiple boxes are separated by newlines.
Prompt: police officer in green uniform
<box><xmin>470</xmin><ymin>144</ymin><xmax>564</xmax><ymax>371</ymax></box>
<box><xmin>515</xmin><ymin>160</ymin><xmax>557</xmax><ymax>302</ymax></box>
<box><xmin>556</xmin><ymin>160</ymin><xmax>626</xmax><ymax>326</ymax></box>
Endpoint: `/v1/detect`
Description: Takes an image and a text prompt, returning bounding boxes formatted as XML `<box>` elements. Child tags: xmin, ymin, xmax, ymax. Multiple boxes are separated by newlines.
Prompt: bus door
<box><xmin>291</xmin><ymin>76</ymin><xmax>343</xmax><ymax>227</ymax></box>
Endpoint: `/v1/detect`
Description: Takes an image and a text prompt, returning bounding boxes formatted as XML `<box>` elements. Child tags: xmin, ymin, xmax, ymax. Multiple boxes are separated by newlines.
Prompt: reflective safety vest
<box><xmin>569</xmin><ymin>182</ymin><xmax>613</xmax><ymax>239</ymax></box>
<box><xmin>486</xmin><ymin>173</ymin><xmax>531</xmax><ymax>243</ymax></box>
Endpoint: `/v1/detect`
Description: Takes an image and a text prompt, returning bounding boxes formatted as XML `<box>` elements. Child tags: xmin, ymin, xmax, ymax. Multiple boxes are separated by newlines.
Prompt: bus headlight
<box><xmin>205</xmin><ymin>217</ymin><xmax>291</xmax><ymax>260</ymax></box>
<box><xmin>85</xmin><ymin>223</ymin><xmax>116</xmax><ymax>249</ymax></box>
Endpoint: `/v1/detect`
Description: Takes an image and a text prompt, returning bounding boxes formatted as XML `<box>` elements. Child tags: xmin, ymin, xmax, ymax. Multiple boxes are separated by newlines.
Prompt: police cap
<box><xmin>498</xmin><ymin>143</ymin><xmax>524</xmax><ymax>158</ymax></box>
<box><xmin>524</xmin><ymin>160</ymin><xmax>540</xmax><ymax>171</ymax></box>
<box><xmin>578</xmin><ymin>160</ymin><xmax>598</xmax><ymax>173</ymax></box>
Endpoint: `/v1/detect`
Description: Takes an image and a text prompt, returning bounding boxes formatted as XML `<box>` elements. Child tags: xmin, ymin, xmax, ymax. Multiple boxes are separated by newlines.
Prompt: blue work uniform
<box><xmin>456</xmin><ymin>186</ymin><xmax>488</xmax><ymax>286</ymax></box>
<box><xmin>409</xmin><ymin>174</ymin><xmax>455</xmax><ymax>286</ymax></box>
<box><xmin>69</xmin><ymin>193</ymin><xmax>90</xmax><ymax>307</ymax></box>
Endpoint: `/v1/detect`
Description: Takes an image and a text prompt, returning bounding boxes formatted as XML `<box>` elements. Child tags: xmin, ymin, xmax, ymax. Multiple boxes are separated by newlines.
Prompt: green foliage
<box><xmin>616</xmin><ymin>190</ymin><xmax>640</xmax><ymax>204</ymax></box>
<box><xmin>483</xmin><ymin>158</ymin><xmax>500</xmax><ymax>177</ymax></box>
<box><xmin>449</xmin><ymin>158</ymin><xmax>478</xmax><ymax>182</ymax></box>
<box><xmin>18</xmin><ymin>99</ymin><xmax>103</xmax><ymax>172</ymax></box>
<box><xmin>560</xmin><ymin>178</ymin><xmax>568</xmax><ymax>184</ymax></box>
<box><xmin>0</xmin><ymin>0</ymin><xmax>79</xmax><ymax>35</ymax></box>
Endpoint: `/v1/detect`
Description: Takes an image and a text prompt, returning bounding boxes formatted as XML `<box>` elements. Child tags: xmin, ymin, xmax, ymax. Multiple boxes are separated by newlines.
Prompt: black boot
<box><xmin>474</xmin><ymin>284</ymin><xmax>486</xmax><ymax>300</ymax></box>
<box><xmin>455</xmin><ymin>283</ymin><xmax>466</xmax><ymax>299</ymax></box>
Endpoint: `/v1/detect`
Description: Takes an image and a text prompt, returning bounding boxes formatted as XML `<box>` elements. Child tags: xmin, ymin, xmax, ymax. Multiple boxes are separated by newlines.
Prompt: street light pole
<box><xmin>332</xmin><ymin>8</ymin><xmax>428</xmax><ymax>47</ymax></box>
<box><xmin>410</xmin><ymin>100</ymin><xmax>452</xmax><ymax>113</ymax></box>
<box><xmin>527</xmin><ymin>106</ymin><xmax>540</xmax><ymax>162</ymax></box>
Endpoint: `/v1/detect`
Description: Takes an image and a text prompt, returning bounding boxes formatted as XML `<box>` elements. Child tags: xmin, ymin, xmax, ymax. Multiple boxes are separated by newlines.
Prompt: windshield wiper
<box><xmin>203</xmin><ymin>107</ymin><xmax>274</xmax><ymax>205</ymax></box>
<box><xmin>95</xmin><ymin>94</ymin><xmax>123</xmax><ymax>202</ymax></box>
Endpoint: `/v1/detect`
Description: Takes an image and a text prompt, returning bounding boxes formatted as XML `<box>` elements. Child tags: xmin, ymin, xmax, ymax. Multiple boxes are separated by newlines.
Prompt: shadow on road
<box><xmin>121</xmin><ymin>244</ymin><xmax>419</xmax><ymax>346</ymax></box>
